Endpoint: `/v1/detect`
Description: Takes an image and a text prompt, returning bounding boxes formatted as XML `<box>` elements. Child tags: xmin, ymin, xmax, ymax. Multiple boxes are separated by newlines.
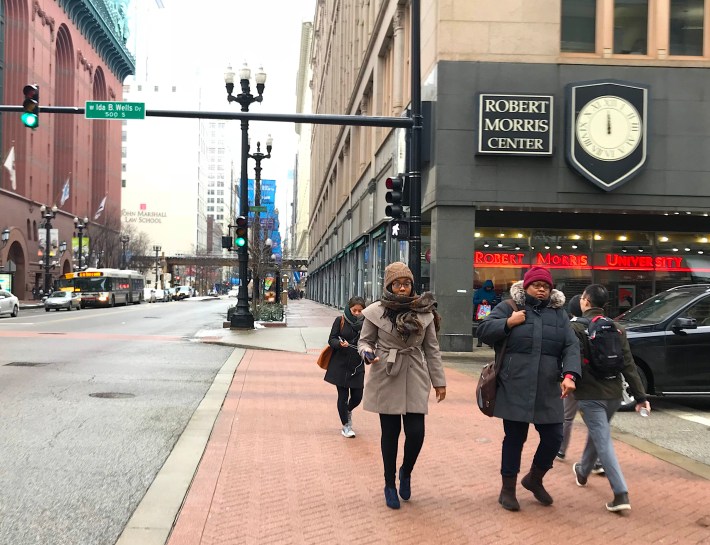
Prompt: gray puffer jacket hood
<box><xmin>509</xmin><ymin>280</ymin><xmax>566</xmax><ymax>309</ymax></box>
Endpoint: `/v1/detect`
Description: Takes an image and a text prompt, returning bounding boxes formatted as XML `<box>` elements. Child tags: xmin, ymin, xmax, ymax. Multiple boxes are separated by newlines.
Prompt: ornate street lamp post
<box><xmin>73</xmin><ymin>216</ymin><xmax>89</xmax><ymax>271</ymax></box>
<box><xmin>153</xmin><ymin>245</ymin><xmax>161</xmax><ymax>289</ymax></box>
<box><xmin>225</xmin><ymin>62</ymin><xmax>266</xmax><ymax>329</ymax></box>
<box><xmin>120</xmin><ymin>234</ymin><xmax>130</xmax><ymax>269</ymax></box>
<box><xmin>249</xmin><ymin>135</ymin><xmax>272</xmax><ymax>304</ymax></box>
<box><xmin>40</xmin><ymin>205</ymin><xmax>58</xmax><ymax>293</ymax></box>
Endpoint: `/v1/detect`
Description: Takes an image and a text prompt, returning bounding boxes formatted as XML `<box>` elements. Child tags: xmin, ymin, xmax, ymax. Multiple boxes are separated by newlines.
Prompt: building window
<box><xmin>561</xmin><ymin>0</ymin><xmax>597</xmax><ymax>52</ymax></box>
<box><xmin>122</xmin><ymin>179</ymin><xmax>126</xmax><ymax>188</ymax></box>
<box><xmin>614</xmin><ymin>0</ymin><xmax>648</xmax><ymax>54</ymax></box>
<box><xmin>172</xmin><ymin>86</ymin><xmax>177</xmax><ymax>92</ymax></box>
<box><xmin>154</xmin><ymin>85</ymin><xmax>159</xmax><ymax>92</ymax></box>
<box><xmin>137</xmin><ymin>85</ymin><xmax>142</xmax><ymax>91</ymax></box>
<box><xmin>670</xmin><ymin>0</ymin><xmax>705</xmax><ymax>56</ymax></box>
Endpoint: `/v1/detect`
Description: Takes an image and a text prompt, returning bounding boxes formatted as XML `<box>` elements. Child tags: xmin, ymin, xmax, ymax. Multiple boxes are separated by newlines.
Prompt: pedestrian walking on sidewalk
<box><xmin>358</xmin><ymin>262</ymin><xmax>446</xmax><ymax>510</ymax></box>
<box><xmin>557</xmin><ymin>294</ymin><xmax>605</xmax><ymax>474</ymax></box>
<box><xmin>324</xmin><ymin>296</ymin><xmax>366</xmax><ymax>438</ymax></box>
<box><xmin>477</xmin><ymin>266</ymin><xmax>580</xmax><ymax>512</ymax></box>
<box><xmin>570</xmin><ymin>284</ymin><xmax>651</xmax><ymax>513</ymax></box>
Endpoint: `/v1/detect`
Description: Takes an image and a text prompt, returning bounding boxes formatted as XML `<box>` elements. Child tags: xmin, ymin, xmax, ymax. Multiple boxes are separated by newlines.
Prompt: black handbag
<box><xmin>476</xmin><ymin>300</ymin><xmax>516</xmax><ymax>417</ymax></box>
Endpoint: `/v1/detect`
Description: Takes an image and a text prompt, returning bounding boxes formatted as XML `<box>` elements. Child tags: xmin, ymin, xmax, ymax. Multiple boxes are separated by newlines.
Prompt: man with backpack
<box><xmin>570</xmin><ymin>284</ymin><xmax>651</xmax><ymax>513</ymax></box>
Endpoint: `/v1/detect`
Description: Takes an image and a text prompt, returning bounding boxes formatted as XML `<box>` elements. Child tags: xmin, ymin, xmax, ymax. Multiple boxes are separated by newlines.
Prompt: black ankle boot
<box><xmin>498</xmin><ymin>476</ymin><xmax>520</xmax><ymax>511</ymax></box>
<box><xmin>521</xmin><ymin>463</ymin><xmax>553</xmax><ymax>505</ymax></box>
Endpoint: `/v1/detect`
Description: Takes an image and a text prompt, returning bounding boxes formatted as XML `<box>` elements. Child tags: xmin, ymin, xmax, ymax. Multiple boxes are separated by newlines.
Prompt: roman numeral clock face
<box><xmin>565</xmin><ymin>81</ymin><xmax>649</xmax><ymax>191</ymax></box>
<box><xmin>575</xmin><ymin>96</ymin><xmax>642</xmax><ymax>161</ymax></box>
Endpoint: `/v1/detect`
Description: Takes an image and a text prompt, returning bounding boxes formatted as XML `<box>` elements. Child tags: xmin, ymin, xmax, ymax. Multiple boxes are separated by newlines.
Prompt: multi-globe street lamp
<box><xmin>120</xmin><ymin>234</ymin><xmax>130</xmax><ymax>269</ymax></box>
<box><xmin>153</xmin><ymin>245</ymin><xmax>161</xmax><ymax>289</ymax></box>
<box><xmin>40</xmin><ymin>204</ymin><xmax>58</xmax><ymax>294</ymax></box>
<box><xmin>73</xmin><ymin>216</ymin><xmax>89</xmax><ymax>271</ymax></box>
<box><xmin>225</xmin><ymin>62</ymin><xmax>266</xmax><ymax>329</ymax></box>
<box><xmin>249</xmin><ymin>135</ymin><xmax>273</xmax><ymax>304</ymax></box>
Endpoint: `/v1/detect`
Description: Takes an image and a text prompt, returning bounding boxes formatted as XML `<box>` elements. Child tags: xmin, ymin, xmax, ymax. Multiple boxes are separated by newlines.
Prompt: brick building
<box><xmin>0</xmin><ymin>0</ymin><xmax>133</xmax><ymax>299</ymax></box>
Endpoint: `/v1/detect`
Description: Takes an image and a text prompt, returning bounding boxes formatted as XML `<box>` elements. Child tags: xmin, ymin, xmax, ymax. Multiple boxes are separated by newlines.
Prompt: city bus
<box><xmin>57</xmin><ymin>268</ymin><xmax>145</xmax><ymax>307</ymax></box>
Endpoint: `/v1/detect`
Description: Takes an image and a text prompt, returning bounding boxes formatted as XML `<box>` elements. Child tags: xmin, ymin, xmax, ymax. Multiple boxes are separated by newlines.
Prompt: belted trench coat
<box><xmin>358</xmin><ymin>301</ymin><xmax>446</xmax><ymax>415</ymax></box>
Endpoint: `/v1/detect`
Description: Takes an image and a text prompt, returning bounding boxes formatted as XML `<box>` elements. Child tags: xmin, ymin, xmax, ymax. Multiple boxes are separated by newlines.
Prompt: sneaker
<box><xmin>592</xmin><ymin>461</ymin><xmax>605</xmax><ymax>475</ymax></box>
<box><xmin>606</xmin><ymin>492</ymin><xmax>631</xmax><ymax>512</ymax></box>
<box><xmin>573</xmin><ymin>463</ymin><xmax>588</xmax><ymax>487</ymax></box>
<box><xmin>341</xmin><ymin>424</ymin><xmax>356</xmax><ymax>438</ymax></box>
<box><xmin>384</xmin><ymin>486</ymin><xmax>400</xmax><ymax>509</ymax></box>
<box><xmin>556</xmin><ymin>451</ymin><xmax>566</xmax><ymax>460</ymax></box>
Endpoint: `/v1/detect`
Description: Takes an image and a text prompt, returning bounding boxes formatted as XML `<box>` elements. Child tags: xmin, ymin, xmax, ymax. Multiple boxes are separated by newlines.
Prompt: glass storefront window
<box><xmin>530</xmin><ymin>230</ymin><xmax>593</xmax><ymax>299</ymax></box>
<box><xmin>614</xmin><ymin>0</ymin><xmax>649</xmax><ymax>54</ymax></box>
<box><xmin>561</xmin><ymin>0</ymin><xmax>597</xmax><ymax>53</ymax></box>
<box><xmin>374</xmin><ymin>235</ymin><xmax>387</xmax><ymax>297</ymax></box>
<box><xmin>655</xmin><ymin>232</ymin><xmax>710</xmax><ymax>289</ymax></box>
<box><xmin>474</xmin><ymin>229</ymin><xmax>531</xmax><ymax>300</ymax></box>
<box><xmin>670</xmin><ymin>0</ymin><xmax>704</xmax><ymax>56</ymax></box>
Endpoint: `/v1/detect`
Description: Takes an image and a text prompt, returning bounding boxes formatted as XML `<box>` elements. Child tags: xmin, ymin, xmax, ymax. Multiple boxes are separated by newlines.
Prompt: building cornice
<box><xmin>57</xmin><ymin>0</ymin><xmax>135</xmax><ymax>81</ymax></box>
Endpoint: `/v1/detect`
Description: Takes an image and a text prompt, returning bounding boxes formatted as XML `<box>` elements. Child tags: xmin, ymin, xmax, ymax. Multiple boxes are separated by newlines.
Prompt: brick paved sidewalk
<box><xmin>166</xmin><ymin>348</ymin><xmax>710</xmax><ymax>545</ymax></box>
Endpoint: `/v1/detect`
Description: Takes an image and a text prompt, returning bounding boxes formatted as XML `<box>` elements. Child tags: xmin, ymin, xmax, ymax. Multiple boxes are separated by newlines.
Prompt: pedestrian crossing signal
<box><xmin>21</xmin><ymin>84</ymin><xmax>40</xmax><ymax>129</ymax></box>
<box><xmin>234</xmin><ymin>216</ymin><xmax>248</xmax><ymax>248</ymax></box>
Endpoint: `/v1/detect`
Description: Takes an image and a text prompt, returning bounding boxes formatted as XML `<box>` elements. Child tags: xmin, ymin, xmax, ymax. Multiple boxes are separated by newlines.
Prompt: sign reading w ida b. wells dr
<box><xmin>475</xmin><ymin>93</ymin><xmax>553</xmax><ymax>156</ymax></box>
<box><xmin>475</xmin><ymin>251</ymin><xmax>692</xmax><ymax>272</ymax></box>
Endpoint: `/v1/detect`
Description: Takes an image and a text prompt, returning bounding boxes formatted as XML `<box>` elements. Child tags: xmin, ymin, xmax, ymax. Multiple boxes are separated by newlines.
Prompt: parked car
<box><xmin>228</xmin><ymin>288</ymin><xmax>239</xmax><ymax>298</ymax></box>
<box><xmin>616</xmin><ymin>284</ymin><xmax>710</xmax><ymax>408</ymax></box>
<box><xmin>153</xmin><ymin>288</ymin><xmax>170</xmax><ymax>302</ymax></box>
<box><xmin>166</xmin><ymin>287</ymin><xmax>177</xmax><ymax>301</ymax></box>
<box><xmin>44</xmin><ymin>290</ymin><xmax>81</xmax><ymax>311</ymax></box>
<box><xmin>0</xmin><ymin>290</ymin><xmax>19</xmax><ymax>317</ymax></box>
<box><xmin>175</xmin><ymin>286</ymin><xmax>193</xmax><ymax>301</ymax></box>
<box><xmin>143</xmin><ymin>287</ymin><xmax>156</xmax><ymax>303</ymax></box>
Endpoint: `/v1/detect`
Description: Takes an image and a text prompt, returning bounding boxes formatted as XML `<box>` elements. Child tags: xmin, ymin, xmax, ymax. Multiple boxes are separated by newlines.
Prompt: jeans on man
<box><xmin>577</xmin><ymin>399</ymin><xmax>628</xmax><ymax>494</ymax></box>
<box><xmin>559</xmin><ymin>395</ymin><xmax>579</xmax><ymax>455</ymax></box>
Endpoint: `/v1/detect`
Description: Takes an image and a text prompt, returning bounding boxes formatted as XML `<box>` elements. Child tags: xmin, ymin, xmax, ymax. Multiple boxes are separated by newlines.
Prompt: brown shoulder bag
<box><xmin>476</xmin><ymin>300</ymin><xmax>517</xmax><ymax>417</ymax></box>
<box><xmin>316</xmin><ymin>316</ymin><xmax>345</xmax><ymax>370</ymax></box>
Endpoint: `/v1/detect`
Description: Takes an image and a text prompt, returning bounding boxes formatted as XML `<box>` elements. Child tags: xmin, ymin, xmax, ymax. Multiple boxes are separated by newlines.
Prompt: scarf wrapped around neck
<box><xmin>344</xmin><ymin>306</ymin><xmax>364</xmax><ymax>332</ymax></box>
<box><xmin>380</xmin><ymin>289</ymin><xmax>440</xmax><ymax>337</ymax></box>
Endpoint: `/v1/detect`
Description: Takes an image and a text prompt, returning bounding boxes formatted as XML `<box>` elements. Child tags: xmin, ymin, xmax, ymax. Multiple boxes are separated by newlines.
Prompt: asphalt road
<box><xmin>0</xmin><ymin>298</ymin><xmax>235</xmax><ymax>545</ymax></box>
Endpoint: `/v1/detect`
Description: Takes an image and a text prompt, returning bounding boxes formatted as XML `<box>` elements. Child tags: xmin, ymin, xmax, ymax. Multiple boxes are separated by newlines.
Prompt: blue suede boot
<box><xmin>398</xmin><ymin>468</ymin><xmax>411</xmax><ymax>501</ymax></box>
<box><xmin>384</xmin><ymin>486</ymin><xmax>400</xmax><ymax>509</ymax></box>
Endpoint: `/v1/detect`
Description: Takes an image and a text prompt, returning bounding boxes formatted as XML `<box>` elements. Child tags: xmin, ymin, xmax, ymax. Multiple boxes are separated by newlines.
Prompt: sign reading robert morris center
<box><xmin>476</xmin><ymin>93</ymin><xmax>553</xmax><ymax>156</ymax></box>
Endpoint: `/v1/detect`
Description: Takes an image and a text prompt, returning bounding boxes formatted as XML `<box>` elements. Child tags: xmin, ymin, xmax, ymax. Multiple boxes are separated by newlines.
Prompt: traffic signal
<box><xmin>21</xmin><ymin>84</ymin><xmax>40</xmax><ymax>129</ymax></box>
<box><xmin>385</xmin><ymin>174</ymin><xmax>404</xmax><ymax>218</ymax></box>
<box><xmin>234</xmin><ymin>216</ymin><xmax>248</xmax><ymax>248</ymax></box>
<box><xmin>221</xmin><ymin>235</ymin><xmax>232</xmax><ymax>250</ymax></box>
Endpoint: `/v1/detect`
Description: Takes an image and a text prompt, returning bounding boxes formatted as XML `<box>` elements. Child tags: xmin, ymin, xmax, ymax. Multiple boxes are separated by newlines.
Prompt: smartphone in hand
<box><xmin>363</xmin><ymin>351</ymin><xmax>375</xmax><ymax>363</ymax></box>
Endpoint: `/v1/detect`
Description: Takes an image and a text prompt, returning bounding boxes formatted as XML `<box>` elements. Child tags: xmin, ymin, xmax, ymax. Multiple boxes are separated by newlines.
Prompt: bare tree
<box><xmin>120</xmin><ymin>222</ymin><xmax>152</xmax><ymax>271</ymax></box>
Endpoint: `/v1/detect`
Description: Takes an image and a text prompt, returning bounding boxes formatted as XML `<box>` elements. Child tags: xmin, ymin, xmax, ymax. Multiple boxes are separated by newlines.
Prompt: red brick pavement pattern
<box><xmin>167</xmin><ymin>349</ymin><xmax>710</xmax><ymax>545</ymax></box>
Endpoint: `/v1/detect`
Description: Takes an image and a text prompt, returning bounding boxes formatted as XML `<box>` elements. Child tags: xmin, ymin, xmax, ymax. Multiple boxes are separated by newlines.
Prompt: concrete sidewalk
<box><xmin>125</xmin><ymin>299</ymin><xmax>710</xmax><ymax>545</ymax></box>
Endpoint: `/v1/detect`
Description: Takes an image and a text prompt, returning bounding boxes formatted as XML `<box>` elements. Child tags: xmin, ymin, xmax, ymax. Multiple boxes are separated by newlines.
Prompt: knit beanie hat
<box><xmin>384</xmin><ymin>262</ymin><xmax>414</xmax><ymax>290</ymax></box>
<box><xmin>523</xmin><ymin>266</ymin><xmax>554</xmax><ymax>289</ymax></box>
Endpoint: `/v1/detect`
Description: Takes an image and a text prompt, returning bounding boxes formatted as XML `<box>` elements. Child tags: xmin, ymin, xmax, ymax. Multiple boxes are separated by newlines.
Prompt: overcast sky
<box><xmin>127</xmin><ymin>0</ymin><xmax>317</xmax><ymax>242</ymax></box>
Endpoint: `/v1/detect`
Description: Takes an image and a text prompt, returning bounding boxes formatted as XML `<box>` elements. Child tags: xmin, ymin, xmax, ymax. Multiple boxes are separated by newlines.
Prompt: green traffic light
<box><xmin>21</xmin><ymin>112</ymin><xmax>38</xmax><ymax>128</ymax></box>
<box><xmin>235</xmin><ymin>237</ymin><xmax>246</xmax><ymax>247</ymax></box>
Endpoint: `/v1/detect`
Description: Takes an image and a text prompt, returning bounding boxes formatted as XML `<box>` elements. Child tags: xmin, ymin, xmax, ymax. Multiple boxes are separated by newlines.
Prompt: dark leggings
<box><xmin>336</xmin><ymin>386</ymin><xmax>363</xmax><ymax>425</ymax></box>
<box><xmin>379</xmin><ymin>413</ymin><xmax>425</xmax><ymax>487</ymax></box>
<box><xmin>501</xmin><ymin>419</ymin><xmax>563</xmax><ymax>477</ymax></box>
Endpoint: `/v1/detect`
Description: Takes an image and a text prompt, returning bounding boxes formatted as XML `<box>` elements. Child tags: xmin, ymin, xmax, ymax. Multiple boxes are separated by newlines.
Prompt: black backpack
<box><xmin>577</xmin><ymin>316</ymin><xmax>625</xmax><ymax>380</ymax></box>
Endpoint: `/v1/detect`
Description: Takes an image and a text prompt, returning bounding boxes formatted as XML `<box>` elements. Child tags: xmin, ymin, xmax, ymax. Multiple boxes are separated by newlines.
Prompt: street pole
<box><xmin>225</xmin><ymin>63</ymin><xmax>266</xmax><ymax>329</ymax></box>
<box><xmin>120</xmin><ymin>234</ymin><xmax>129</xmax><ymax>269</ymax></box>
<box><xmin>249</xmin><ymin>136</ymin><xmax>272</xmax><ymax>305</ymax></box>
<box><xmin>40</xmin><ymin>205</ymin><xmax>58</xmax><ymax>294</ymax></box>
<box><xmin>74</xmin><ymin>216</ymin><xmax>88</xmax><ymax>271</ymax></box>
<box><xmin>409</xmin><ymin>0</ymin><xmax>422</xmax><ymax>291</ymax></box>
<box><xmin>153</xmin><ymin>245</ymin><xmax>161</xmax><ymax>289</ymax></box>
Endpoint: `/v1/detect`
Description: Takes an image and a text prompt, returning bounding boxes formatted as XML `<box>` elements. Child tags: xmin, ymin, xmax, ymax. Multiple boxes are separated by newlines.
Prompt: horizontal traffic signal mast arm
<box><xmin>0</xmin><ymin>105</ymin><xmax>413</xmax><ymax>128</ymax></box>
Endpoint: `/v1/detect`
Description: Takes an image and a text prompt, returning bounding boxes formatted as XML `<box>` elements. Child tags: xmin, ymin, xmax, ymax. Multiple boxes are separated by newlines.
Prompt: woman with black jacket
<box><xmin>324</xmin><ymin>296</ymin><xmax>367</xmax><ymax>438</ymax></box>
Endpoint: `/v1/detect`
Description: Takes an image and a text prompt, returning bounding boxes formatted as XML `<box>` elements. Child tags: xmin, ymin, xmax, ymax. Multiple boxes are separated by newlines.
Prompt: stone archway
<box><xmin>62</xmin><ymin>259</ymin><xmax>71</xmax><ymax>275</ymax></box>
<box><xmin>6</xmin><ymin>241</ymin><xmax>27</xmax><ymax>299</ymax></box>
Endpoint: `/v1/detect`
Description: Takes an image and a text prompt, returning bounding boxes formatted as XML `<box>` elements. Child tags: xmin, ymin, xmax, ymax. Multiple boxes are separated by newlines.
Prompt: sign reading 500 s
<box><xmin>476</xmin><ymin>93</ymin><xmax>553</xmax><ymax>156</ymax></box>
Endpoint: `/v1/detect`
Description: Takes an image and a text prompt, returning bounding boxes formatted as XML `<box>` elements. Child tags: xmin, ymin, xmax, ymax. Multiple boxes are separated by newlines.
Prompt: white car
<box><xmin>153</xmin><ymin>288</ymin><xmax>170</xmax><ymax>302</ymax></box>
<box><xmin>44</xmin><ymin>291</ymin><xmax>82</xmax><ymax>311</ymax></box>
<box><xmin>143</xmin><ymin>287</ymin><xmax>156</xmax><ymax>303</ymax></box>
<box><xmin>0</xmin><ymin>290</ymin><xmax>19</xmax><ymax>317</ymax></box>
<box><xmin>228</xmin><ymin>288</ymin><xmax>239</xmax><ymax>298</ymax></box>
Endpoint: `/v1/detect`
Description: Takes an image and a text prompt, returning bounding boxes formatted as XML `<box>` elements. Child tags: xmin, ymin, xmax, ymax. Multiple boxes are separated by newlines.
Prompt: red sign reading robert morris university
<box><xmin>475</xmin><ymin>251</ymin><xmax>688</xmax><ymax>271</ymax></box>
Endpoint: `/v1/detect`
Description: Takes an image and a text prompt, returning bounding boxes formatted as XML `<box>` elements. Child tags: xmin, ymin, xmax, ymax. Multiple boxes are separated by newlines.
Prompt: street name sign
<box><xmin>85</xmin><ymin>101</ymin><xmax>145</xmax><ymax>120</ymax></box>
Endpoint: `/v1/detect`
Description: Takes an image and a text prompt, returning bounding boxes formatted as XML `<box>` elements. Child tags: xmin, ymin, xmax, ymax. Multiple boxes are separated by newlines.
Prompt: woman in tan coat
<box><xmin>358</xmin><ymin>262</ymin><xmax>446</xmax><ymax>510</ymax></box>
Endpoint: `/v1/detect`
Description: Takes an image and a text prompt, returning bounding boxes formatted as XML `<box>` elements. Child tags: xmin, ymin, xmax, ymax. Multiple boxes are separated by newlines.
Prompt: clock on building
<box><xmin>565</xmin><ymin>80</ymin><xmax>649</xmax><ymax>191</ymax></box>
